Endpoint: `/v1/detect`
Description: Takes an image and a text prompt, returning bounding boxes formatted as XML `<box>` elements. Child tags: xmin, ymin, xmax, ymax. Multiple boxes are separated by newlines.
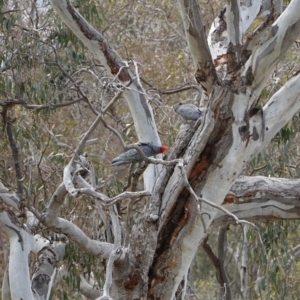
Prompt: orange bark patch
<box><xmin>99</xmin><ymin>42</ymin><xmax>130</xmax><ymax>82</ymax></box>
<box><xmin>169</xmin><ymin>198</ymin><xmax>191</xmax><ymax>246</ymax></box>
<box><xmin>0</xmin><ymin>201</ymin><xmax>5</xmax><ymax>210</ymax></box>
<box><xmin>223</xmin><ymin>191</ymin><xmax>258</xmax><ymax>204</ymax></box>
<box><xmin>214</xmin><ymin>54</ymin><xmax>228</xmax><ymax>67</ymax></box>
<box><xmin>124</xmin><ymin>272</ymin><xmax>139</xmax><ymax>290</ymax></box>
<box><xmin>188</xmin><ymin>152</ymin><xmax>210</xmax><ymax>180</ymax></box>
<box><xmin>223</xmin><ymin>194</ymin><xmax>236</xmax><ymax>204</ymax></box>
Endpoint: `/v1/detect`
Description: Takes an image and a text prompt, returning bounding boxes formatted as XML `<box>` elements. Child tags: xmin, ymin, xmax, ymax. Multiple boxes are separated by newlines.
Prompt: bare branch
<box><xmin>0</xmin><ymin>181</ymin><xmax>22</xmax><ymax>210</ymax></box>
<box><xmin>99</xmin><ymin>206</ymin><xmax>122</xmax><ymax>299</ymax></box>
<box><xmin>202</xmin><ymin>230</ymin><xmax>232</xmax><ymax>300</ymax></box>
<box><xmin>227</xmin><ymin>0</ymin><xmax>241</xmax><ymax>46</ymax></box>
<box><xmin>244</xmin><ymin>0</ymin><xmax>300</xmax><ymax>98</ymax></box>
<box><xmin>42</xmin><ymin>214</ymin><xmax>114</xmax><ymax>258</ymax></box>
<box><xmin>177</xmin><ymin>0</ymin><xmax>219</xmax><ymax>95</ymax></box>
<box><xmin>213</xmin><ymin>176</ymin><xmax>300</xmax><ymax>226</ymax></box>
<box><xmin>141</xmin><ymin>79</ymin><xmax>200</xmax><ymax>96</ymax></box>
<box><xmin>5</xmin><ymin>118</ymin><xmax>23</xmax><ymax>198</ymax></box>
<box><xmin>0</xmin><ymin>209</ymin><xmax>34</xmax><ymax>299</ymax></box>
<box><xmin>77</xmin><ymin>187</ymin><xmax>151</xmax><ymax>207</ymax></box>
<box><xmin>255</xmin><ymin>72</ymin><xmax>300</xmax><ymax>155</ymax></box>
<box><xmin>80</xmin><ymin>275</ymin><xmax>101</xmax><ymax>299</ymax></box>
<box><xmin>0</xmin><ymin>97</ymin><xmax>85</xmax><ymax>111</ymax></box>
<box><xmin>178</xmin><ymin>163</ymin><xmax>267</xmax><ymax>259</ymax></box>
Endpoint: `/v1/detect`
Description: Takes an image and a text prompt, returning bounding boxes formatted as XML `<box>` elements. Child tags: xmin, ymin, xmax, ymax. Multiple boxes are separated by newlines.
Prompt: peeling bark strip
<box><xmin>64</xmin><ymin>0</ymin><xmax>130</xmax><ymax>82</ymax></box>
<box><xmin>135</xmin><ymin>83</ymin><xmax>153</xmax><ymax>121</ymax></box>
<box><xmin>99</xmin><ymin>42</ymin><xmax>130</xmax><ymax>82</ymax></box>
<box><xmin>31</xmin><ymin>245</ymin><xmax>65</xmax><ymax>298</ymax></box>
<box><xmin>212</xmin><ymin>176</ymin><xmax>300</xmax><ymax>226</ymax></box>
<box><xmin>148</xmin><ymin>197</ymin><xmax>197</xmax><ymax>299</ymax></box>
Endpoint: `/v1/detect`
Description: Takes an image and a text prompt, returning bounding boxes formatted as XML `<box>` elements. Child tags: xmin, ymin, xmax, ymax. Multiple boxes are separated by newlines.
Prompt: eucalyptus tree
<box><xmin>1</xmin><ymin>0</ymin><xmax>300</xmax><ymax>299</ymax></box>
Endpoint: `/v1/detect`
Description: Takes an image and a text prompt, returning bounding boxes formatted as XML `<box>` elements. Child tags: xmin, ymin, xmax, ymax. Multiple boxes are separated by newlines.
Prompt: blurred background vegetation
<box><xmin>1</xmin><ymin>0</ymin><xmax>300</xmax><ymax>299</ymax></box>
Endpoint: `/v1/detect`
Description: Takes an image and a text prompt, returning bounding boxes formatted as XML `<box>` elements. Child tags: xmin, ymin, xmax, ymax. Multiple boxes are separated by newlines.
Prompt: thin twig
<box><xmin>141</xmin><ymin>77</ymin><xmax>200</xmax><ymax>95</ymax></box>
<box><xmin>73</xmin><ymin>176</ymin><xmax>152</xmax><ymax>207</ymax></box>
<box><xmin>218</xmin><ymin>225</ymin><xmax>232</xmax><ymax>300</ymax></box>
<box><xmin>0</xmin><ymin>97</ymin><xmax>85</xmax><ymax>111</ymax></box>
<box><xmin>5</xmin><ymin>118</ymin><xmax>23</xmax><ymax>198</ymax></box>
<box><xmin>132</xmin><ymin>163</ymin><xmax>148</xmax><ymax>190</ymax></box>
<box><xmin>100</xmin><ymin>206</ymin><xmax>122</xmax><ymax>299</ymax></box>
<box><xmin>249</xmin><ymin>164</ymin><xmax>267</xmax><ymax>176</ymax></box>
<box><xmin>178</xmin><ymin>162</ymin><xmax>267</xmax><ymax>259</ymax></box>
<box><xmin>102</xmin><ymin>82</ymin><xmax>131</xmax><ymax>114</ymax></box>
<box><xmin>37</xmin><ymin>137</ymin><xmax>51</xmax><ymax>201</ymax></box>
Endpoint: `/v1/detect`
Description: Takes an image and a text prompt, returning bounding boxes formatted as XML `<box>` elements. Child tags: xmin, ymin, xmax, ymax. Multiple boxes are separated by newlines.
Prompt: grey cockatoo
<box><xmin>111</xmin><ymin>143</ymin><xmax>169</xmax><ymax>166</ymax></box>
<box><xmin>174</xmin><ymin>102</ymin><xmax>202</xmax><ymax>121</ymax></box>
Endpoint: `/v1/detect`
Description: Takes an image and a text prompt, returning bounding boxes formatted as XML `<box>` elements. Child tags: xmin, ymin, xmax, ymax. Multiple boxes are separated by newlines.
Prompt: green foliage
<box><xmin>63</xmin><ymin>243</ymin><xmax>104</xmax><ymax>293</ymax></box>
<box><xmin>193</xmin><ymin>220</ymin><xmax>300</xmax><ymax>300</ymax></box>
<box><xmin>1</xmin><ymin>14</ymin><xmax>16</xmax><ymax>31</ymax></box>
<box><xmin>1</xmin><ymin>0</ymin><xmax>300</xmax><ymax>299</ymax></box>
<box><xmin>276</xmin><ymin>121</ymin><xmax>297</xmax><ymax>145</ymax></box>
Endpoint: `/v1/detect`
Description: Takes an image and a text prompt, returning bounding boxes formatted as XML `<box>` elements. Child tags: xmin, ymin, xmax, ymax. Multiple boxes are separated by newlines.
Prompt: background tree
<box><xmin>1</xmin><ymin>0</ymin><xmax>300</xmax><ymax>299</ymax></box>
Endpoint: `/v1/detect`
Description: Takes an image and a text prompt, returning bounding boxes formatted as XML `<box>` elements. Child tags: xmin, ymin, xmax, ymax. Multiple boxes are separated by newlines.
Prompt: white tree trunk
<box><xmin>0</xmin><ymin>210</ymin><xmax>34</xmax><ymax>299</ymax></box>
<box><xmin>146</xmin><ymin>0</ymin><xmax>300</xmax><ymax>297</ymax></box>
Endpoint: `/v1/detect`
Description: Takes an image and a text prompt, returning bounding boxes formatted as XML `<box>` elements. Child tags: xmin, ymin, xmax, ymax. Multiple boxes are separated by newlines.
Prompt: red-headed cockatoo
<box><xmin>111</xmin><ymin>143</ymin><xmax>169</xmax><ymax>166</ymax></box>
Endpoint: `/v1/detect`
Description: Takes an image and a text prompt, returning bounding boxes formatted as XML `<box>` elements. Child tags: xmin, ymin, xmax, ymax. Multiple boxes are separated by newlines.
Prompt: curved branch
<box><xmin>42</xmin><ymin>214</ymin><xmax>114</xmax><ymax>259</ymax></box>
<box><xmin>0</xmin><ymin>181</ymin><xmax>21</xmax><ymax>210</ymax></box>
<box><xmin>0</xmin><ymin>209</ymin><xmax>34</xmax><ymax>299</ymax></box>
<box><xmin>212</xmin><ymin>175</ymin><xmax>300</xmax><ymax>226</ymax></box>
<box><xmin>244</xmin><ymin>0</ymin><xmax>300</xmax><ymax>97</ymax></box>
<box><xmin>255</xmin><ymin>71</ymin><xmax>300</xmax><ymax>155</ymax></box>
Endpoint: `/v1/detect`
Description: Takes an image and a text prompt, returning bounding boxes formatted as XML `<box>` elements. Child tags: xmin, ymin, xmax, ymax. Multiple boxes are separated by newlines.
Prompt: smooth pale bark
<box><xmin>158</xmin><ymin>54</ymin><xmax>300</xmax><ymax>300</ymax></box>
<box><xmin>226</xmin><ymin>0</ymin><xmax>242</xmax><ymax>46</ymax></box>
<box><xmin>2</xmin><ymin>266</ymin><xmax>10</xmax><ymax>300</ymax></box>
<box><xmin>208</xmin><ymin>0</ymin><xmax>262</xmax><ymax>63</ymax></box>
<box><xmin>32</xmin><ymin>243</ymin><xmax>65</xmax><ymax>299</ymax></box>
<box><xmin>213</xmin><ymin>176</ymin><xmax>300</xmax><ymax>226</ymax></box>
<box><xmin>177</xmin><ymin>0</ymin><xmax>219</xmax><ymax>95</ymax></box>
<box><xmin>49</xmin><ymin>0</ymin><xmax>162</xmax><ymax>191</ymax></box>
<box><xmin>0</xmin><ymin>210</ymin><xmax>35</xmax><ymax>299</ymax></box>
<box><xmin>208</xmin><ymin>0</ymin><xmax>284</xmax><ymax>76</ymax></box>
<box><xmin>243</xmin><ymin>0</ymin><xmax>300</xmax><ymax>100</ymax></box>
<box><xmin>147</xmin><ymin>1</ymin><xmax>300</xmax><ymax>298</ymax></box>
<box><xmin>44</xmin><ymin>182</ymin><xmax>115</xmax><ymax>258</ymax></box>
<box><xmin>0</xmin><ymin>181</ymin><xmax>21</xmax><ymax>210</ymax></box>
<box><xmin>80</xmin><ymin>275</ymin><xmax>101</xmax><ymax>299</ymax></box>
